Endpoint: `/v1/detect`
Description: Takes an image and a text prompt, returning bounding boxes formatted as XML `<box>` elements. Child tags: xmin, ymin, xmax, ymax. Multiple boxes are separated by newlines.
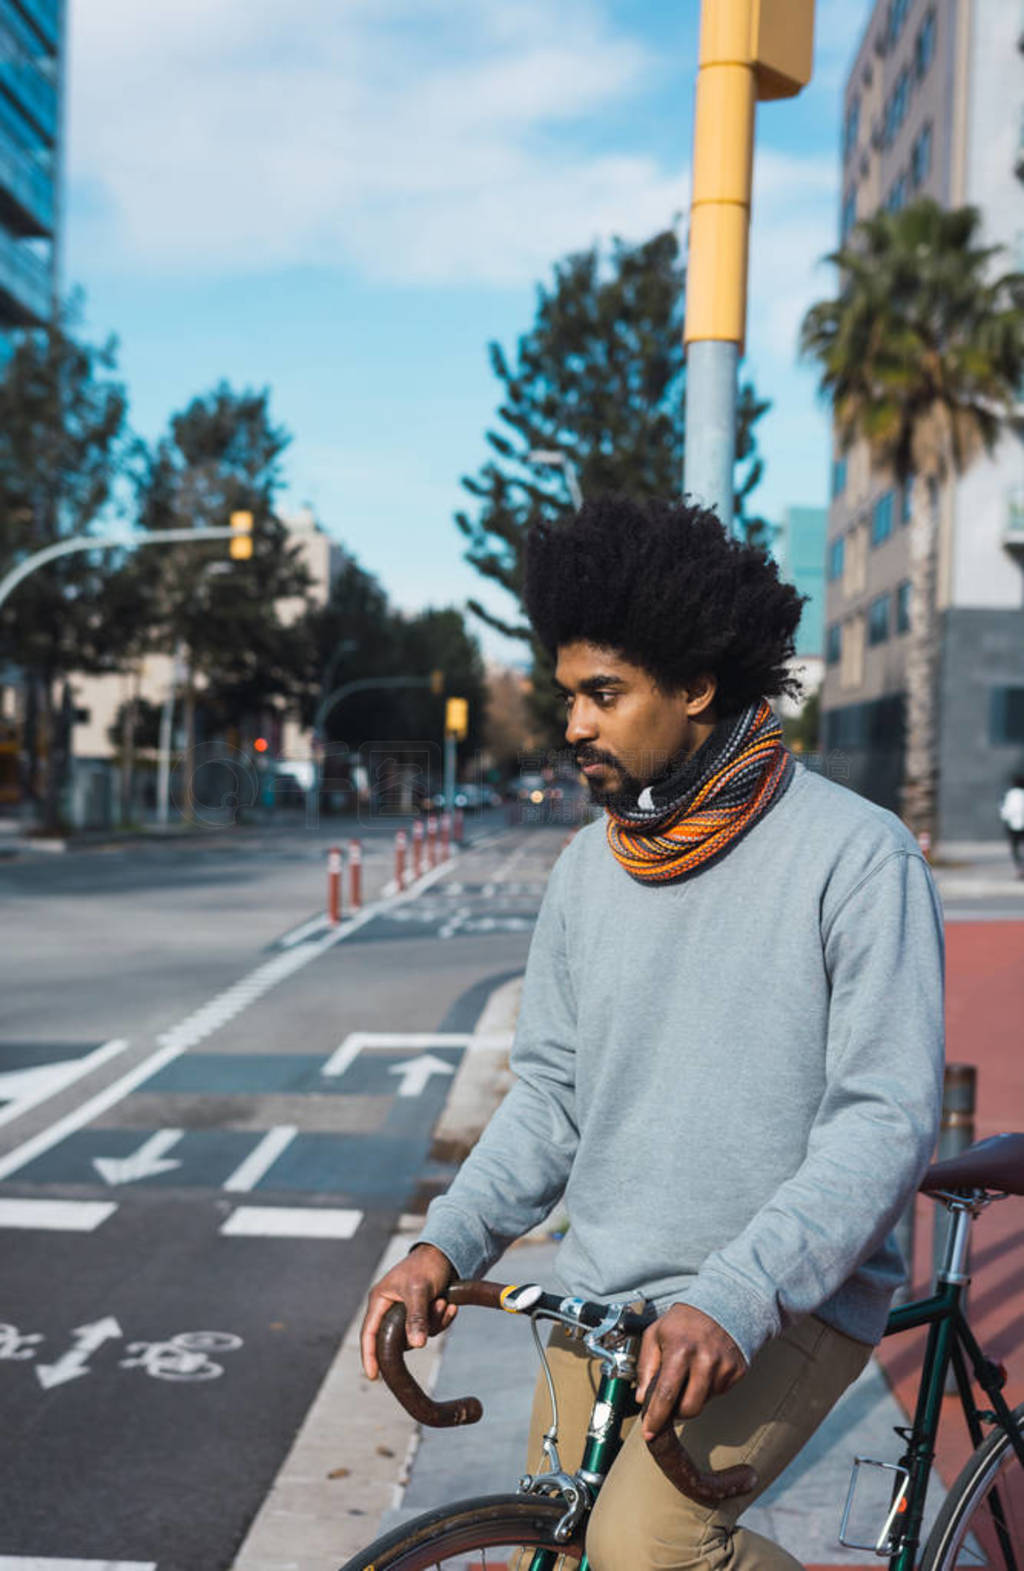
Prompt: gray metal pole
<box><xmin>684</xmin><ymin>340</ymin><xmax>738</xmax><ymax>535</ymax></box>
<box><xmin>444</xmin><ymin>733</ymin><xmax>456</xmax><ymax>814</ymax></box>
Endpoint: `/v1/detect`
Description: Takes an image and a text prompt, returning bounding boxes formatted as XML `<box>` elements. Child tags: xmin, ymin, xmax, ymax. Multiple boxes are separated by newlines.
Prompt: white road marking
<box><xmin>0</xmin><ymin>1039</ymin><xmax>130</xmax><ymax>1132</ymax></box>
<box><xmin>388</xmin><ymin>1053</ymin><xmax>455</xmax><ymax>1098</ymax></box>
<box><xmin>278</xmin><ymin>913</ymin><xmax>332</xmax><ymax>948</ymax></box>
<box><xmin>220</xmin><ymin>1206</ymin><xmax>363</xmax><ymax>1239</ymax></box>
<box><xmin>0</xmin><ymin>1561</ymin><xmax>156</xmax><ymax>1570</ymax></box>
<box><xmin>36</xmin><ymin>1317</ymin><xmax>123</xmax><ymax>1390</ymax></box>
<box><xmin>321</xmin><ymin>1030</ymin><xmax>512</xmax><ymax>1078</ymax></box>
<box><xmin>0</xmin><ymin>1199</ymin><xmax>117</xmax><ymax>1233</ymax></box>
<box><xmin>93</xmin><ymin>1129</ymin><xmax>184</xmax><ymax>1186</ymax></box>
<box><xmin>222</xmin><ymin>1126</ymin><xmax>297</xmax><ymax>1192</ymax></box>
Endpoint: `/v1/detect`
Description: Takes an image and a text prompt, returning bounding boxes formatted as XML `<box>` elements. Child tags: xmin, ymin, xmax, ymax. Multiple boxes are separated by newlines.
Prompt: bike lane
<box><xmin>0</xmin><ymin>830</ymin><xmax>560</xmax><ymax>1571</ymax></box>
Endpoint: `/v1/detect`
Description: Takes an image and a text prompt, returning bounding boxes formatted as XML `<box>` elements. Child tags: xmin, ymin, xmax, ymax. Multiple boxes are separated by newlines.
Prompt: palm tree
<box><xmin>800</xmin><ymin>200</ymin><xmax>1024</xmax><ymax>838</ymax></box>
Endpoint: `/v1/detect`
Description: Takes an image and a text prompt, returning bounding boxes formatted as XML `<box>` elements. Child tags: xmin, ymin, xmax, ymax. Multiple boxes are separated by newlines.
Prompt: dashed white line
<box><xmin>0</xmin><ymin>1199</ymin><xmax>117</xmax><ymax>1233</ymax></box>
<box><xmin>222</xmin><ymin>1126</ymin><xmax>297</xmax><ymax>1193</ymax></box>
<box><xmin>220</xmin><ymin>1206</ymin><xmax>363</xmax><ymax>1239</ymax></box>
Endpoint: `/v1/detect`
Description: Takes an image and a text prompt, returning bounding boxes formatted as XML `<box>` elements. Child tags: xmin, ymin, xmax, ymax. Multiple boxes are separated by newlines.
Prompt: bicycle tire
<box><xmin>920</xmin><ymin>1402</ymin><xmax>1024</xmax><ymax>1571</ymax></box>
<box><xmin>339</xmin><ymin>1492</ymin><xmax>584</xmax><ymax>1571</ymax></box>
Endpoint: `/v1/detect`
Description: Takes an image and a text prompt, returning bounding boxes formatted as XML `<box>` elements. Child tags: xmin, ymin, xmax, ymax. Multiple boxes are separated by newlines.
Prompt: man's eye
<box><xmin>594</xmin><ymin>691</ymin><xmax>615</xmax><ymax>707</ymax></box>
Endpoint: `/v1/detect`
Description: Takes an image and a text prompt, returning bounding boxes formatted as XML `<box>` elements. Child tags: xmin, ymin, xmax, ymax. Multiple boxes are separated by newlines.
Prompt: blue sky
<box><xmin>65</xmin><ymin>0</ymin><xmax>869</xmax><ymax>662</ymax></box>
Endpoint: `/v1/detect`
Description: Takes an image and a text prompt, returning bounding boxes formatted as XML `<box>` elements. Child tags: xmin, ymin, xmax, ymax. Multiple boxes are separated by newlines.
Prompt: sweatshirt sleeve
<box><xmin>675</xmin><ymin>850</ymin><xmax>945</xmax><ymax>1365</ymax></box>
<box><xmin>416</xmin><ymin>852</ymin><xmax>579</xmax><ymax>1279</ymax></box>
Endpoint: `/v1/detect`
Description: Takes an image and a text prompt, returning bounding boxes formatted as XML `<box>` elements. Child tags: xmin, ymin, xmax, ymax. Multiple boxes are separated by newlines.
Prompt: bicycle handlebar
<box><xmin>375</xmin><ymin>1279</ymin><xmax>758</xmax><ymax>1507</ymax></box>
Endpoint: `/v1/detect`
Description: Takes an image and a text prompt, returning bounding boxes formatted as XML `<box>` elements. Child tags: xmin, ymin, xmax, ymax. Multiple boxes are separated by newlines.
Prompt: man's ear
<box><xmin>686</xmin><ymin>673</ymin><xmax>717</xmax><ymax>718</ymax></box>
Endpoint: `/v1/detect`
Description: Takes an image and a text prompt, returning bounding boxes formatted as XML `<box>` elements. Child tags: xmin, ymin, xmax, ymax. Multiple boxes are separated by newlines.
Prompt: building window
<box><xmin>910</xmin><ymin>123</ymin><xmax>933</xmax><ymax>190</ymax></box>
<box><xmin>844</xmin><ymin>96</ymin><xmax>860</xmax><ymax>160</ymax></box>
<box><xmin>886</xmin><ymin>172</ymin><xmax>908</xmax><ymax>212</ymax></box>
<box><xmin>832</xmin><ymin>455</ymin><xmax>847</xmax><ymax>496</ymax></box>
<box><xmin>896</xmin><ymin>580</ymin><xmax>911</xmax><ymax>633</ymax></box>
<box><xmin>888</xmin><ymin>0</ymin><xmax>911</xmax><ymax>48</ymax></box>
<box><xmin>828</xmin><ymin>537</ymin><xmax>845</xmax><ymax>582</ymax></box>
<box><xmin>885</xmin><ymin>69</ymin><xmax>911</xmax><ymax>147</ymax></box>
<box><xmin>868</xmin><ymin>593</ymin><xmax>891</xmax><ymax>645</ymax></box>
<box><xmin>826</xmin><ymin>623</ymin><xmax>842</xmax><ymax>666</ymax></box>
<box><xmin>841</xmin><ymin>188</ymin><xmax>857</xmax><ymax>242</ymax></box>
<box><xmin>914</xmin><ymin>9</ymin><xmax>936</xmax><ymax>80</ymax></box>
<box><xmin>990</xmin><ymin>687</ymin><xmax>1024</xmax><ymax>745</ymax></box>
<box><xmin>871</xmin><ymin>491</ymin><xmax>895</xmax><ymax>546</ymax></box>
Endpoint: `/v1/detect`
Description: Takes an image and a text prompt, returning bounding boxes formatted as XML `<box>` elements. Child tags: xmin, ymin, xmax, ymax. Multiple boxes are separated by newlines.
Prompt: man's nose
<box><xmin>564</xmin><ymin>699</ymin><xmax>597</xmax><ymax>746</ymax></box>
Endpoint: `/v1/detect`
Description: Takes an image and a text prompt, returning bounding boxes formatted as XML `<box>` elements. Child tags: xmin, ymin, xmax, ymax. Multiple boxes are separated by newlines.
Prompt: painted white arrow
<box><xmin>388</xmin><ymin>1053</ymin><xmax>455</xmax><ymax>1098</ymax></box>
<box><xmin>93</xmin><ymin>1129</ymin><xmax>184</xmax><ymax>1186</ymax></box>
<box><xmin>35</xmin><ymin>1315</ymin><xmax>123</xmax><ymax>1389</ymax></box>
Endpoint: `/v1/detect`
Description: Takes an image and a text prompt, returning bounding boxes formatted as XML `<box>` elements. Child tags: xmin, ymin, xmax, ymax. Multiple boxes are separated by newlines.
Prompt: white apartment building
<box><xmin>825</xmin><ymin>0</ymin><xmax>1024</xmax><ymax>839</ymax></box>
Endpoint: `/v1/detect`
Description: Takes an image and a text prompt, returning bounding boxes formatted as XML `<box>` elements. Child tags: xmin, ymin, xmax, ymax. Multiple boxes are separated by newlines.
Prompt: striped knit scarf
<box><xmin>605</xmin><ymin>698</ymin><xmax>794</xmax><ymax>885</ymax></box>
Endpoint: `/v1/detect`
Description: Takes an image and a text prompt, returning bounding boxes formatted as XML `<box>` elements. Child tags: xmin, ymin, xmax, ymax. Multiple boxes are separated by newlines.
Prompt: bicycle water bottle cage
<box><xmin>839</xmin><ymin>1457</ymin><xmax>911</xmax><ymax>1555</ymax></box>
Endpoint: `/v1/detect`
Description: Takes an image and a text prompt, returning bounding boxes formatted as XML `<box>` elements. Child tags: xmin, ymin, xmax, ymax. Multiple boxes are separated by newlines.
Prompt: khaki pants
<box><xmin>525</xmin><ymin>1315</ymin><xmax>871</xmax><ymax>1571</ymax></box>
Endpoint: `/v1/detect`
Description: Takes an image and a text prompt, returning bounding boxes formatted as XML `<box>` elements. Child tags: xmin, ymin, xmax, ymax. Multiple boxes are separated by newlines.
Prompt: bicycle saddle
<box><xmin>919</xmin><ymin>1132</ymin><xmax>1024</xmax><ymax>1197</ymax></box>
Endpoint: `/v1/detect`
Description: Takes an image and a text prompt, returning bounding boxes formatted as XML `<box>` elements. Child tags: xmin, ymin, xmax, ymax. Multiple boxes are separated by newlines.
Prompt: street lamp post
<box><xmin>528</xmin><ymin>449</ymin><xmax>583</xmax><ymax>511</ymax></box>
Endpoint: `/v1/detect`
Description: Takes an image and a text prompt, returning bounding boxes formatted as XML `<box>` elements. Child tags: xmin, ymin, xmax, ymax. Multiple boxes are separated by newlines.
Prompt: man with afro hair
<box><xmin>363</xmin><ymin>496</ymin><xmax>944</xmax><ymax>1571</ymax></box>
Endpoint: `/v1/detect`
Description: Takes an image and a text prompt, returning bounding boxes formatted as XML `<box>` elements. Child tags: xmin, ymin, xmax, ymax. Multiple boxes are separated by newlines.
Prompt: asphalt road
<box><xmin>0</xmin><ymin>816</ymin><xmax>564</xmax><ymax>1571</ymax></box>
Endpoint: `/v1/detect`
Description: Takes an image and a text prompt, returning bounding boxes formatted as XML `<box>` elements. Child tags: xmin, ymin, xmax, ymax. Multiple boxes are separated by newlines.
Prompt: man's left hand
<box><xmin>636</xmin><ymin>1304</ymin><xmax>746</xmax><ymax>1439</ymax></box>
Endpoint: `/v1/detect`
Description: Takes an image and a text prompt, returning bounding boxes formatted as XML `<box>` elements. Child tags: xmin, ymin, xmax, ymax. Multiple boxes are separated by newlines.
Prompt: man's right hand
<box><xmin>360</xmin><ymin>1243</ymin><xmax>457</xmax><ymax>1381</ymax></box>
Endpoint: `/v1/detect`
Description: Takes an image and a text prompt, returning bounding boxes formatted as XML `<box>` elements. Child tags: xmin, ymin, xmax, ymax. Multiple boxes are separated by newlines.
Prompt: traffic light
<box><xmin>229</xmin><ymin>510</ymin><xmax>253</xmax><ymax>561</ymax></box>
<box><xmin>430</xmin><ymin>668</ymin><xmax>445</xmax><ymax>696</ymax></box>
<box><xmin>445</xmin><ymin>698</ymin><xmax>468</xmax><ymax>739</ymax></box>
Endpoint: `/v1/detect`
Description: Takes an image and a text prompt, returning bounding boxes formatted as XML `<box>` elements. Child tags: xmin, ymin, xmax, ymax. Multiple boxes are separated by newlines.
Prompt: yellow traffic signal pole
<box><xmin>683</xmin><ymin>0</ymin><xmax>814</xmax><ymax>535</ymax></box>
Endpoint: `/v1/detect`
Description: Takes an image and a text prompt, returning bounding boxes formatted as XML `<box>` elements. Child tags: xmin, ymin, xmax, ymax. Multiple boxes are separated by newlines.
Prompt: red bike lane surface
<box><xmin>875</xmin><ymin>919</ymin><xmax>1024</xmax><ymax>1489</ymax></box>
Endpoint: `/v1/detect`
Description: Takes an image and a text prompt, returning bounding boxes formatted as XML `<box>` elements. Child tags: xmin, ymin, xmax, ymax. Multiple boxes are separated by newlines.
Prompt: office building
<box><xmin>773</xmin><ymin>506</ymin><xmax>826</xmax><ymax>719</ymax></box>
<box><xmin>0</xmin><ymin>0</ymin><xmax>62</xmax><ymax>360</ymax></box>
<box><xmin>825</xmin><ymin>0</ymin><xmax>1024</xmax><ymax>839</ymax></box>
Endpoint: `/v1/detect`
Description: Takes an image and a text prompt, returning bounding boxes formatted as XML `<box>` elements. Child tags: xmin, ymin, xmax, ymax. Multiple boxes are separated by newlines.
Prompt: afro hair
<box><xmin>523</xmin><ymin>494</ymin><xmax>807</xmax><ymax>716</ymax></box>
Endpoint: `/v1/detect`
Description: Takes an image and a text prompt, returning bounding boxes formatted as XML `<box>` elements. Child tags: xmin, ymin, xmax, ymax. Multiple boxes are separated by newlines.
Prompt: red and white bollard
<box><xmin>412</xmin><ymin>819</ymin><xmax>424</xmax><ymax>879</ymax></box>
<box><xmin>453</xmin><ymin>806</ymin><xmax>464</xmax><ymax>845</ymax></box>
<box><xmin>426</xmin><ymin>815</ymin><xmax>438</xmax><ymax>869</ymax></box>
<box><xmin>327</xmin><ymin>844</ymin><xmax>343</xmax><ymax>926</ymax></box>
<box><xmin>440</xmin><ymin>811</ymin><xmax>451</xmax><ymax>862</ymax></box>
<box><xmin>394</xmin><ymin>829</ymin><xmax>407</xmax><ymax>892</ymax></box>
<box><xmin>349</xmin><ymin>837</ymin><xmax>363</xmax><ymax>910</ymax></box>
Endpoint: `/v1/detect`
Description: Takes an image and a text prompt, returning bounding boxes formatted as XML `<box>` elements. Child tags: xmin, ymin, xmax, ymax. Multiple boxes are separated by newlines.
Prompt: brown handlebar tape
<box><xmin>375</xmin><ymin>1281</ymin><xmax>759</xmax><ymax>1504</ymax></box>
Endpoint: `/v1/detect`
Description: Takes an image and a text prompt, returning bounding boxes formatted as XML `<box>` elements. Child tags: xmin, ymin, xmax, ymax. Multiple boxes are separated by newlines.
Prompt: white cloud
<box><xmin>65</xmin><ymin>0</ymin><xmax>682</xmax><ymax>286</ymax></box>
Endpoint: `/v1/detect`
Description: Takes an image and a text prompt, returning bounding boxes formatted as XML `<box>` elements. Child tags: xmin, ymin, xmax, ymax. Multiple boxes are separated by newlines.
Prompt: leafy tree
<box><xmin>0</xmin><ymin>303</ymin><xmax>132</xmax><ymax>830</ymax></box>
<box><xmin>134</xmin><ymin>384</ymin><xmax>312</xmax><ymax>793</ymax></box>
<box><xmin>455</xmin><ymin>228</ymin><xmax>770</xmax><ymax>741</ymax></box>
<box><xmin>456</xmin><ymin>231</ymin><xmax>769</xmax><ymax>625</ymax></box>
<box><xmin>801</xmin><ymin>200</ymin><xmax>1024</xmax><ymax>836</ymax></box>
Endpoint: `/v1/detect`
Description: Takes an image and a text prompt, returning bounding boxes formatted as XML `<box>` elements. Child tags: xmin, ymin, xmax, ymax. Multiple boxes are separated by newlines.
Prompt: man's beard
<box><xmin>576</xmin><ymin>747</ymin><xmax>675</xmax><ymax>810</ymax></box>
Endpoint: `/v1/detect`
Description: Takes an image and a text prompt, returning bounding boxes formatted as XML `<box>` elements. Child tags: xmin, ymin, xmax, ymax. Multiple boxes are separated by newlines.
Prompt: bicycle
<box><xmin>342</xmin><ymin>1131</ymin><xmax>1024</xmax><ymax>1571</ymax></box>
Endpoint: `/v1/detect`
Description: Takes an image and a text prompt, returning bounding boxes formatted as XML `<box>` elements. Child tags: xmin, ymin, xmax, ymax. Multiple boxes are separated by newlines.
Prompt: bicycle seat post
<box><xmin>935</xmin><ymin>1197</ymin><xmax>975</xmax><ymax>1288</ymax></box>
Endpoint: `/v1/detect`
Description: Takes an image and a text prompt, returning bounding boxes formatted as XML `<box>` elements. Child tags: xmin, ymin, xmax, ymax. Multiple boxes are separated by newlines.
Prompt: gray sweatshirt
<box><xmin>420</xmin><ymin>762</ymin><xmax>945</xmax><ymax>1364</ymax></box>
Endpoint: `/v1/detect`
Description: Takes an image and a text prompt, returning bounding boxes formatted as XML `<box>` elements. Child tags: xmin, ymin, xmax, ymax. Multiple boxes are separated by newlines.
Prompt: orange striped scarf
<box><xmin>605</xmin><ymin>699</ymin><xmax>794</xmax><ymax>884</ymax></box>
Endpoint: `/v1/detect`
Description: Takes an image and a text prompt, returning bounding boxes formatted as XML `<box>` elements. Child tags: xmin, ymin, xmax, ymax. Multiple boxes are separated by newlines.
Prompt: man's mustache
<box><xmin>575</xmin><ymin>748</ymin><xmax>621</xmax><ymax>771</ymax></box>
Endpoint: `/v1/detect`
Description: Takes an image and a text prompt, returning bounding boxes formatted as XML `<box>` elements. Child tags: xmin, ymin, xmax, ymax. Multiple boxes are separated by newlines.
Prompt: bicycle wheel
<box><xmin>340</xmin><ymin>1492</ymin><xmax>584</xmax><ymax>1571</ymax></box>
<box><xmin>921</xmin><ymin>1404</ymin><xmax>1024</xmax><ymax>1571</ymax></box>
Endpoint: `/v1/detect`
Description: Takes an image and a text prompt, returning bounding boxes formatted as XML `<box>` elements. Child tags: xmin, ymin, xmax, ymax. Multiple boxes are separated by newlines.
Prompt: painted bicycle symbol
<box><xmin>119</xmin><ymin>1330</ymin><xmax>243</xmax><ymax>1382</ymax></box>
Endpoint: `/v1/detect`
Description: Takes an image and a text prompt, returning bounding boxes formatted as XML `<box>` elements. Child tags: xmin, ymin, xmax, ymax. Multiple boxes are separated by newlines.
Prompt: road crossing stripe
<box><xmin>0</xmin><ymin>1560</ymin><xmax>156</xmax><ymax>1569</ymax></box>
<box><xmin>222</xmin><ymin>1125</ymin><xmax>297</xmax><ymax>1192</ymax></box>
<box><xmin>220</xmin><ymin>1205</ymin><xmax>363</xmax><ymax>1239</ymax></box>
<box><xmin>0</xmin><ymin>1199</ymin><xmax>117</xmax><ymax>1232</ymax></box>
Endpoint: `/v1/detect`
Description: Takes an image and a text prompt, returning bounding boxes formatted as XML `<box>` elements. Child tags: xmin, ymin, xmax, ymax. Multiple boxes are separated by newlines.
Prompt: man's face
<box><xmin>554</xmin><ymin>641</ymin><xmax>717</xmax><ymax>807</ymax></box>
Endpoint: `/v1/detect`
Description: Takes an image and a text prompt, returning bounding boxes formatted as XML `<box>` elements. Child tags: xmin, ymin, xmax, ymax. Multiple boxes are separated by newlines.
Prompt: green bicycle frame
<box><xmin>882</xmin><ymin>1281</ymin><xmax>1024</xmax><ymax>1571</ymax></box>
<box><xmin>527</xmin><ymin>1363</ymin><xmax>638</xmax><ymax>1571</ymax></box>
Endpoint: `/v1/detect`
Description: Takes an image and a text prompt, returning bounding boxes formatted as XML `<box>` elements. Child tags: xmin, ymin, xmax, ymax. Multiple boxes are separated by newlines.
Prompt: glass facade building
<box><xmin>0</xmin><ymin>0</ymin><xmax>62</xmax><ymax>360</ymax></box>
